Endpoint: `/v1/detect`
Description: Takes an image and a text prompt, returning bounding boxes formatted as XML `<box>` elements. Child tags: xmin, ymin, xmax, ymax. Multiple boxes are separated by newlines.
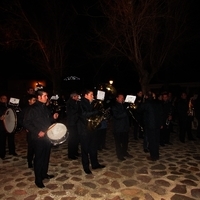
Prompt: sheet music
<box><xmin>125</xmin><ymin>95</ymin><xmax>136</xmax><ymax>103</ymax></box>
<box><xmin>9</xmin><ymin>97</ymin><xmax>20</xmax><ymax>106</ymax></box>
<box><xmin>97</xmin><ymin>90</ymin><xmax>105</xmax><ymax>101</ymax></box>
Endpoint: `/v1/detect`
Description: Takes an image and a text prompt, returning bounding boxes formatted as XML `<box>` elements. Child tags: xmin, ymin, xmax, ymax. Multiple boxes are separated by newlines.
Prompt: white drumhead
<box><xmin>47</xmin><ymin>123</ymin><xmax>67</xmax><ymax>140</ymax></box>
<box><xmin>4</xmin><ymin>108</ymin><xmax>17</xmax><ymax>133</ymax></box>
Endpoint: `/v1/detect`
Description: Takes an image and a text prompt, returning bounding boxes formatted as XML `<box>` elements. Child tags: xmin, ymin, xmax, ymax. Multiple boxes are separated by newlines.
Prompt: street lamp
<box><xmin>109</xmin><ymin>80</ymin><xmax>113</xmax><ymax>85</ymax></box>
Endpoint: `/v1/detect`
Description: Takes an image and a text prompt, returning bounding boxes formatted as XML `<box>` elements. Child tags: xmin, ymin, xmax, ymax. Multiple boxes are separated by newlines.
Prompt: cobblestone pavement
<box><xmin>1</xmin><ymin>123</ymin><xmax>200</xmax><ymax>200</ymax></box>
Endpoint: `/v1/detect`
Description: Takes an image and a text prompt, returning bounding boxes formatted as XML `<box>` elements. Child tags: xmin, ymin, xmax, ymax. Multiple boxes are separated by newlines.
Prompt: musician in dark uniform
<box><xmin>137</xmin><ymin>94</ymin><xmax>164</xmax><ymax>161</ymax></box>
<box><xmin>77</xmin><ymin>89</ymin><xmax>105</xmax><ymax>174</ymax></box>
<box><xmin>0</xmin><ymin>94</ymin><xmax>18</xmax><ymax>158</ymax></box>
<box><xmin>66</xmin><ymin>92</ymin><xmax>80</xmax><ymax>160</ymax></box>
<box><xmin>111</xmin><ymin>93</ymin><xmax>133</xmax><ymax>161</ymax></box>
<box><xmin>23</xmin><ymin>88</ymin><xmax>59</xmax><ymax>188</ymax></box>
<box><xmin>18</xmin><ymin>94</ymin><xmax>37</xmax><ymax>168</ymax></box>
<box><xmin>160</xmin><ymin>92</ymin><xmax>174</xmax><ymax>146</ymax></box>
<box><xmin>0</xmin><ymin>95</ymin><xmax>8</xmax><ymax>160</ymax></box>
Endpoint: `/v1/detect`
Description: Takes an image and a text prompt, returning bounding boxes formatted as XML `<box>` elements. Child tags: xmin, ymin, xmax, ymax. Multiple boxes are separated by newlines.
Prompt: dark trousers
<box><xmin>33</xmin><ymin>138</ymin><xmax>52</xmax><ymax>182</ymax></box>
<box><xmin>0</xmin><ymin>130</ymin><xmax>7</xmax><ymax>158</ymax></box>
<box><xmin>96</xmin><ymin>128</ymin><xmax>107</xmax><ymax>149</ymax></box>
<box><xmin>179</xmin><ymin>118</ymin><xmax>193</xmax><ymax>142</ymax></box>
<box><xmin>67</xmin><ymin>125</ymin><xmax>80</xmax><ymax>158</ymax></box>
<box><xmin>147</xmin><ymin>128</ymin><xmax>160</xmax><ymax>159</ymax></box>
<box><xmin>80</xmin><ymin>131</ymin><xmax>99</xmax><ymax>170</ymax></box>
<box><xmin>133</xmin><ymin>121</ymin><xmax>143</xmax><ymax>139</ymax></box>
<box><xmin>113</xmin><ymin>131</ymin><xmax>129</xmax><ymax>159</ymax></box>
<box><xmin>26</xmin><ymin>133</ymin><xmax>34</xmax><ymax>165</ymax></box>
<box><xmin>160</xmin><ymin>125</ymin><xmax>171</xmax><ymax>144</ymax></box>
<box><xmin>7</xmin><ymin>132</ymin><xmax>16</xmax><ymax>154</ymax></box>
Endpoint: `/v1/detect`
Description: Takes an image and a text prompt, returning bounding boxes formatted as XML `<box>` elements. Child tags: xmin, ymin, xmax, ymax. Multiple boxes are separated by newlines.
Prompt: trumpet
<box><xmin>126</xmin><ymin>102</ymin><xmax>137</xmax><ymax>110</ymax></box>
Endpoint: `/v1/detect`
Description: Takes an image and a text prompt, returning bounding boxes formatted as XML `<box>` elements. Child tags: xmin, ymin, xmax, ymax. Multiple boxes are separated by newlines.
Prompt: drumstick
<box><xmin>46</xmin><ymin>123</ymin><xmax>57</xmax><ymax>133</ymax></box>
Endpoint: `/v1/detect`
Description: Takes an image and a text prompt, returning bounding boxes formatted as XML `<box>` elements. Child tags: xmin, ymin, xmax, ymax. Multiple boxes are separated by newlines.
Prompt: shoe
<box><xmin>35</xmin><ymin>181</ymin><xmax>45</xmax><ymax>188</ymax></box>
<box><xmin>118</xmin><ymin>157</ymin><xmax>126</xmax><ymax>161</ymax></box>
<box><xmin>43</xmin><ymin>174</ymin><xmax>55</xmax><ymax>179</ymax></box>
<box><xmin>68</xmin><ymin>156</ymin><xmax>78</xmax><ymax>160</ymax></box>
<box><xmin>10</xmin><ymin>152</ymin><xmax>18</xmax><ymax>156</ymax></box>
<box><xmin>92</xmin><ymin>164</ymin><xmax>105</xmax><ymax>169</ymax></box>
<box><xmin>144</xmin><ymin>148</ymin><xmax>149</xmax><ymax>153</ymax></box>
<box><xmin>0</xmin><ymin>156</ymin><xmax>5</xmax><ymax>160</ymax></box>
<box><xmin>147</xmin><ymin>156</ymin><xmax>158</xmax><ymax>161</ymax></box>
<box><xmin>84</xmin><ymin>169</ymin><xmax>92</xmax><ymax>174</ymax></box>
<box><xmin>75</xmin><ymin>153</ymin><xmax>81</xmax><ymax>157</ymax></box>
<box><xmin>28</xmin><ymin>163</ymin><xmax>33</xmax><ymax>168</ymax></box>
<box><xmin>124</xmin><ymin>153</ymin><xmax>133</xmax><ymax>158</ymax></box>
<box><xmin>166</xmin><ymin>142</ymin><xmax>173</xmax><ymax>145</ymax></box>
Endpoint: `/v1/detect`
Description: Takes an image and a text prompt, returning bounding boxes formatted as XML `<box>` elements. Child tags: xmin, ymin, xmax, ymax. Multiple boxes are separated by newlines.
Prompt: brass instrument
<box><xmin>87</xmin><ymin>107</ymin><xmax>110</xmax><ymax>131</ymax></box>
<box><xmin>126</xmin><ymin>103</ymin><xmax>143</xmax><ymax>132</ymax></box>
<box><xmin>87</xmin><ymin>99</ymin><xmax>110</xmax><ymax>131</ymax></box>
<box><xmin>127</xmin><ymin>103</ymin><xmax>137</xmax><ymax>110</ymax></box>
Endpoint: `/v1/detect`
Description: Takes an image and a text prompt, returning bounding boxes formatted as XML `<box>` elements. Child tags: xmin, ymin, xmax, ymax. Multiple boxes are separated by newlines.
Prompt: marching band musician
<box><xmin>23</xmin><ymin>88</ymin><xmax>59</xmax><ymax>188</ymax></box>
<box><xmin>18</xmin><ymin>94</ymin><xmax>37</xmax><ymax>168</ymax></box>
<box><xmin>111</xmin><ymin>93</ymin><xmax>133</xmax><ymax>161</ymax></box>
<box><xmin>77</xmin><ymin>89</ymin><xmax>105</xmax><ymax>174</ymax></box>
<box><xmin>160</xmin><ymin>92</ymin><xmax>174</xmax><ymax>146</ymax></box>
<box><xmin>0</xmin><ymin>94</ymin><xmax>18</xmax><ymax>159</ymax></box>
<box><xmin>136</xmin><ymin>92</ymin><xmax>164</xmax><ymax>161</ymax></box>
<box><xmin>176</xmin><ymin>92</ymin><xmax>195</xmax><ymax>143</ymax></box>
<box><xmin>66</xmin><ymin>91</ymin><xmax>80</xmax><ymax>160</ymax></box>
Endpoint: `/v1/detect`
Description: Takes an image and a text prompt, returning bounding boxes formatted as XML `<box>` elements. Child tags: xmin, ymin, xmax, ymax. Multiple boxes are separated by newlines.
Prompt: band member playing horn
<box><xmin>176</xmin><ymin>92</ymin><xmax>195</xmax><ymax>143</ymax></box>
<box><xmin>23</xmin><ymin>88</ymin><xmax>59</xmax><ymax>188</ymax></box>
<box><xmin>77</xmin><ymin>89</ymin><xmax>105</xmax><ymax>174</ymax></box>
<box><xmin>66</xmin><ymin>91</ymin><xmax>80</xmax><ymax>160</ymax></box>
<box><xmin>111</xmin><ymin>93</ymin><xmax>133</xmax><ymax>161</ymax></box>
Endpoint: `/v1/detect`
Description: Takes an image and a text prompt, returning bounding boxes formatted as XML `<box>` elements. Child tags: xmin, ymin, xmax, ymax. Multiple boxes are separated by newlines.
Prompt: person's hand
<box><xmin>53</xmin><ymin>113</ymin><xmax>59</xmax><ymax>119</ymax></box>
<box><xmin>38</xmin><ymin>131</ymin><xmax>45</xmax><ymax>138</ymax></box>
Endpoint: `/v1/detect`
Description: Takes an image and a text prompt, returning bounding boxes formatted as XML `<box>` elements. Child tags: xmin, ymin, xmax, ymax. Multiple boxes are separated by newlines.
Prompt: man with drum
<box><xmin>0</xmin><ymin>94</ymin><xmax>18</xmax><ymax>159</ymax></box>
<box><xmin>23</xmin><ymin>88</ymin><xmax>59</xmax><ymax>188</ymax></box>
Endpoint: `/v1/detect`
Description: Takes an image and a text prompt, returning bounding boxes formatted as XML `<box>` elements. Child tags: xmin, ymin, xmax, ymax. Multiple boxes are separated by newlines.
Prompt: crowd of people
<box><xmin>0</xmin><ymin>86</ymin><xmax>200</xmax><ymax>188</ymax></box>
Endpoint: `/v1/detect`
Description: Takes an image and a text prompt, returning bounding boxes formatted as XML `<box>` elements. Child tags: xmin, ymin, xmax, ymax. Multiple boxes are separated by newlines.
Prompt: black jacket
<box><xmin>111</xmin><ymin>102</ymin><xmax>130</xmax><ymax>133</ymax></box>
<box><xmin>66</xmin><ymin>98</ymin><xmax>79</xmax><ymax>126</ymax></box>
<box><xmin>137</xmin><ymin>99</ymin><xmax>163</xmax><ymax>130</ymax></box>
<box><xmin>23</xmin><ymin>101</ymin><xmax>55</xmax><ymax>140</ymax></box>
<box><xmin>77</xmin><ymin>98</ymin><xmax>98</xmax><ymax>134</ymax></box>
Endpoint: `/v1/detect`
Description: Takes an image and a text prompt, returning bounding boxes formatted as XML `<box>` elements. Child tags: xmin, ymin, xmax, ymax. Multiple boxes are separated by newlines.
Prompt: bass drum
<box><xmin>3</xmin><ymin>107</ymin><xmax>23</xmax><ymax>133</ymax></box>
<box><xmin>47</xmin><ymin>123</ymin><xmax>68</xmax><ymax>146</ymax></box>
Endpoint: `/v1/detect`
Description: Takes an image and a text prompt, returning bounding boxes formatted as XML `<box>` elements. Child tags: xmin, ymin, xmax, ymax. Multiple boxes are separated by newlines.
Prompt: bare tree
<box><xmin>0</xmin><ymin>0</ymin><xmax>76</xmax><ymax>94</ymax></box>
<box><xmin>97</xmin><ymin>0</ymin><xmax>193</xmax><ymax>93</ymax></box>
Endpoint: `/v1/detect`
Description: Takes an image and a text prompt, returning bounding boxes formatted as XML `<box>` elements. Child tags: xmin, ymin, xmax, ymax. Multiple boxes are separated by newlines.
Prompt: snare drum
<box><xmin>47</xmin><ymin>123</ymin><xmax>68</xmax><ymax>146</ymax></box>
<box><xmin>3</xmin><ymin>107</ymin><xmax>22</xmax><ymax>133</ymax></box>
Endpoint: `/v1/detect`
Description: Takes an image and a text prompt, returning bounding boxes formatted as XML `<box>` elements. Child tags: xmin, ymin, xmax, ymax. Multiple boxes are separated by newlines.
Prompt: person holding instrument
<box><xmin>111</xmin><ymin>93</ymin><xmax>133</xmax><ymax>161</ymax></box>
<box><xmin>77</xmin><ymin>89</ymin><xmax>105</xmax><ymax>174</ymax></box>
<box><xmin>0</xmin><ymin>94</ymin><xmax>18</xmax><ymax>158</ymax></box>
<box><xmin>23</xmin><ymin>88</ymin><xmax>59</xmax><ymax>188</ymax></box>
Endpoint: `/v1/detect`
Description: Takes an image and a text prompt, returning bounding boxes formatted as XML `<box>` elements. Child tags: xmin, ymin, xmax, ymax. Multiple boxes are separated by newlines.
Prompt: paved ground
<box><xmin>1</xmin><ymin>122</ymin><xmax>200</xmax><ymax>200</ymax></box>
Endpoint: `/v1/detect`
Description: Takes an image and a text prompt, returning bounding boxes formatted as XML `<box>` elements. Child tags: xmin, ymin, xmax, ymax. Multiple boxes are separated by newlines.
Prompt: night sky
<box><xmin>0</xmin><ymin>0</ymin><xmax>200</xmax><ymax>94</ymax></box>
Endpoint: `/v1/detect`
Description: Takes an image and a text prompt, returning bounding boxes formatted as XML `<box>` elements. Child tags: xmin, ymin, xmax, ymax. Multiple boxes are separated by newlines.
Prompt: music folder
<box><xmin>97</xmin><ymin>90</ymin><xmax>105</xmax><ymax>101</ymax></box>
<box><xmin>125</xmin><ymin>95</ymin><xmax>136</xmax><ymax>104</ymax></box>
<box><xmin>9</xmin><ymin>97</ymin><xmax>20</xmax><ymax>106</ymax></box>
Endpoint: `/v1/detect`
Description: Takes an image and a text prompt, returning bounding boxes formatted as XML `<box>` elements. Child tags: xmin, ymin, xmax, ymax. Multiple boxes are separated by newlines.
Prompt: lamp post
<box><xmin>109</xmin><ymin>80</ymin><xmax>113</xmax><ymax>85</ymax></box>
